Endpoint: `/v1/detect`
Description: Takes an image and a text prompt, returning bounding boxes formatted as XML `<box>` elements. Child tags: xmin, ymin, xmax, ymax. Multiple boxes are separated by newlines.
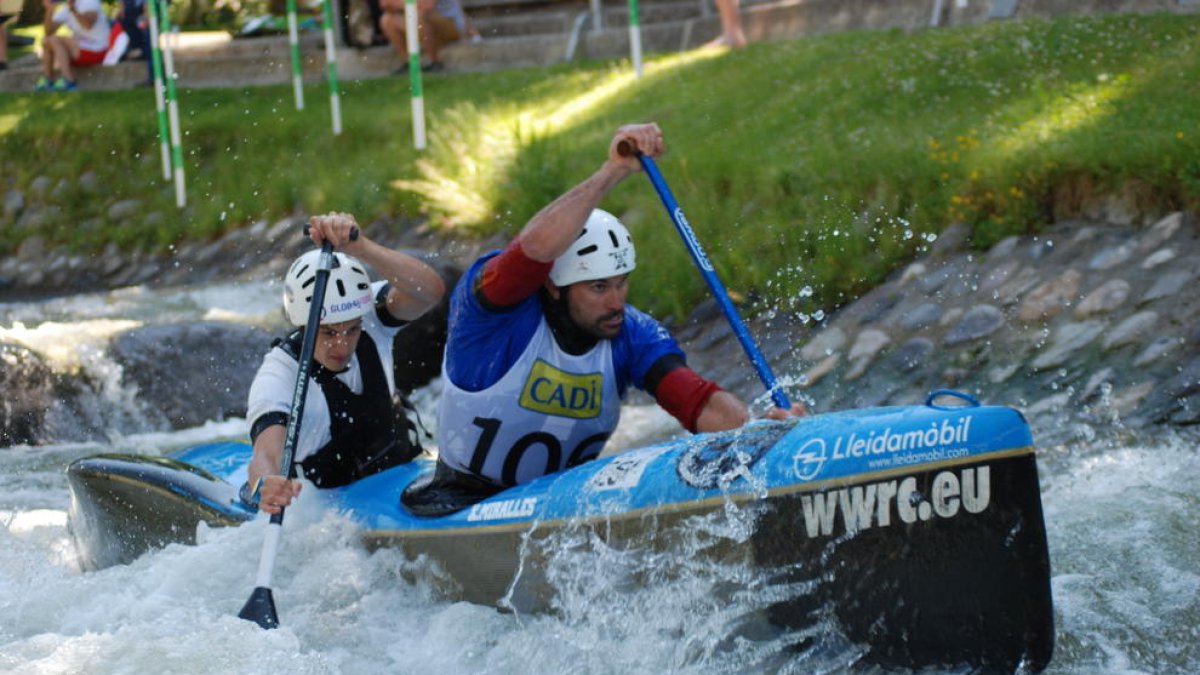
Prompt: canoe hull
<box><xmin>65</xmin><ymin>399</ymin><xmax>1054</xmax><ymax>671</ymax></box>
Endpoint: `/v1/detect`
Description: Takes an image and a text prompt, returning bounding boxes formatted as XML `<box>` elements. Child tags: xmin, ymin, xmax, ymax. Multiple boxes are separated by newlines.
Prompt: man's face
<box><xmin>555</xmin><ymin>274</ymin><xmax>631</xmax><ymax>339</ymax></box>
<box><xmin>314</xmin><ymin>318</ymin><xmax>363</xmax><ymax>371</ymax></box>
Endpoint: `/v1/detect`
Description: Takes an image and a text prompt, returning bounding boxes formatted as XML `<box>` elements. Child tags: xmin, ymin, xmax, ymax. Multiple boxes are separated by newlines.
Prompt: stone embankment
<box><xmin>682</xmin><ymin>211</ymin><xmax>1200</xmax><ymax>447</ymax></box>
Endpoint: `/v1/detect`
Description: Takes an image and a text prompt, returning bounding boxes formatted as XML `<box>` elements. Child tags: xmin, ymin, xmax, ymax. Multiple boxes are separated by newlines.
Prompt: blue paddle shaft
<box><xmin>636</xmin><ymin>155</ymin><xmax>791</xmax><ymax>410</ymax></box>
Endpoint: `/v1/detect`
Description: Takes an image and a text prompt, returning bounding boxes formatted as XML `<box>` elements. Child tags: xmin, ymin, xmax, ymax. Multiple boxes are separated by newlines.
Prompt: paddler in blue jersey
<box><xmin>404</xmin><ymin>123</ymin><xmax>805</xmax><ymax>515</ymax></box>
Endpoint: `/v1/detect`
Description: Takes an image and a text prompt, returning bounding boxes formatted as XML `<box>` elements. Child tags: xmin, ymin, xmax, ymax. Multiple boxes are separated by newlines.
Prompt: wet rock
<box><xmin>886</xmin><ymin>337</ymin><xmax>934</xmax><ymax>373</ymax></box>
<box><xmin>107</xmin><ymin>199</ymin><xmax>143</xmax><ymax>222</ymax></box>
<box><xmin>1103</xmin><ymin>311</ymin><xmax>1158</xmax><ymax>350</ymax></box>
<box><xmin>1030</xmin><ymin>320</ymin><xmax>1107</xmax><ymax>371</ymax></box>
<box><xmin>1135</xmin><ymin>357</ymin><xmax>1200</xmax><ymax>424</ymax></box>
<box><xmin>28</xmin><ymin>175</ymin><xmax>52</xmax><ymax>197</ymax></box>
<box><xmin>994</xmin><ymin>267</ymin><xmax>1040</xmax><ymax>305</ymax></box>
<box><xmin>978</xmin><ymin>260</ymin><xmax>1020</xmax><ymax>293</ymax></box>
<box><xmin>3</xmin><ymin>190</ymin><xmax>23</xmax><ymax>218</ymax></box>
<box><xmin>78</xmin><ymin>171</ymin><xmax>100</xmax><ymax>193</ymax></box>
<box><xmin>799</xmin><ymin>326</ymin><xmax>846</xmax><ymax>362</ymax></box>
<box><xmin>928</xmin><ymin>221</ymin><xmax>971</xmax><ymax>258</ymax></box>
<box><xmin>1138</xmin><ymin>212</ymin><xmax>1183</xmax><ymax>252</ymax></box>
<box><xmin>845</xmin><ymin>329</ymin><xmax>891</xmax><ymax>381</ymax></box>
<box><xmin>107</xmin><ymin>322</ymin><xmax>272</xmax><ymax>429</ymax></box>
<box><xmin>986</xmin><ymin>236</ymin><xmax>1020</xmax><ymax>262</ymax></box>
<box><xmin>1134</xmin><ymin>336</ymin><xmax>1184</xmax><ymax>367</ymax></box>
<box><xmin>802</xmin><ymin>353</ymin><xmax>840</xmax><ymax>387</ymax></box>
<box><xmin>1088</xmin><ymin>243</ymin><xmax>1134</xmax><ymax>271</ymax></box>
<box><xmin>0</xmin><ymin>342</ymin><xmax>57</xmax><ymax>445</ymax></box>
<box><xmin>898</xmin><ymin>302</ymin><xmax>942</xmax><ymax>331</ymax></box>
<box><xmin>1074</xmin><ymin>279</ymin><xmax>1130</xmax><ymax>319</ymax></box>
<box><xmin>1142</xmin><ymin>270</ymin><xmax>1194</xmax><ymax>304</ymax></box>
<box><xmin>944</xmin><ymin>305</ymin><xmax>1004</xmax><ymax>345</ymax></box>
<box><xmin>1018</xmin><ymin>269</ymin><xmax>1082</xmax><ymax>323</ymax></box>
<box><xmin>1141</xmin><ymin>249</ymin><xmax>1175</xmax><ymax>269</ymax></box>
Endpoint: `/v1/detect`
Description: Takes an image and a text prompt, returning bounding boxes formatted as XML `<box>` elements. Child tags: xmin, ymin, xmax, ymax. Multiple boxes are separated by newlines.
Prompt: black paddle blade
<box><xmin>238</xmin><ymin>586</ymin><xmax>279</xmax><ymax>629</ymax></box>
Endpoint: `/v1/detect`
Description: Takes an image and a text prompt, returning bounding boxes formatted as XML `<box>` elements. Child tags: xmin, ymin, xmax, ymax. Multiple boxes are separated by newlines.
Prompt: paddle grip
<box><xmin>302</xmin><ymin>223</ymin><xmax>360</xmax><ymax>241</ymax></box>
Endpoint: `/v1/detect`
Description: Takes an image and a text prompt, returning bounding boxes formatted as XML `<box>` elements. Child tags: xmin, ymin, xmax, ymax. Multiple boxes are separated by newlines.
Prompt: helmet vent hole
<box><xmin>607</xmin><ymin>230</ymin><xmax>620</xmax><ymax>247</ymax></box>
<box><xmin>301</xmin><ymin>277</ymin><xmax>316</xmax><ymax>290</ymax></box>
<box><xmin>336</xmin><ymin>279</ymin><xmax>346</xmax><ymax>297</ymax></box>
<box><xmin>577</xmin><ymin>244</ymin><xmax>598</xmax><ymax>256</ymax></box>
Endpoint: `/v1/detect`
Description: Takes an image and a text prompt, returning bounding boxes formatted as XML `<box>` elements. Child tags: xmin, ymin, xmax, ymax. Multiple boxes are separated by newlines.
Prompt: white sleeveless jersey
<box><xmin>437</xmin><ymin>318</ymin><xmax>621</xmax><ymax>486</ymax></box>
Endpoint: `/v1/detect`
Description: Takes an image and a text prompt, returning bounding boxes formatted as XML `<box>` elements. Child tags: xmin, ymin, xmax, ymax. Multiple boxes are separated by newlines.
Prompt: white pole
<box><xmin>590</xmin><ymin>0</ymin><xmax>603</xmax><ymax>31</ymax></box>
<box><xmin>147</xmin><ymin>1</ymin><xmax>170</xmax><ymax>180</ymax></box>
<box><xmin>321</xmin><ymin>0</ymin><xmax>342</xmax><ymax>135</ymax></box>
<box><xmin>405</xmin><ymin>0</ymin><xmax>426</xmax><ymax>150</ymax></box>
<box><xmin>162</xmin><ymin>28</ymin><xmax>186</xmax><ymax>207</ymax></box>
<box><xmin>286</xmin><ymin>4</ymin><xmax>305</xmax><ymax>110</ymax></box>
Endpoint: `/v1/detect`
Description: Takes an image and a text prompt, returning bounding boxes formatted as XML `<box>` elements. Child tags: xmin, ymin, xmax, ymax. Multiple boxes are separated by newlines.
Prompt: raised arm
<box><xmin>306</xmin><ymin>212</ymin><xmax>446</xmax><ymax>322</ymax></box>
<box><xmin>516</xmin><ymin>123</ymin><xmax>664</xmax><ymax>263</ymax></box>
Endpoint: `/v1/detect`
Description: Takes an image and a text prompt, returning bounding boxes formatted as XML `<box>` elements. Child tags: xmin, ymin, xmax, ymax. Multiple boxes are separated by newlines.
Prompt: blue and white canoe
<box><xmin>67</xmin><ymin>391</ymin><xmax>1054</xmax><ymax>672</ymax></box>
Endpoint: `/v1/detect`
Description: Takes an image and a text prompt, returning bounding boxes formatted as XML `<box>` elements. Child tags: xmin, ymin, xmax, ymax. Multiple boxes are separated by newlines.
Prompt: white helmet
<box><xmin>549</xmin><ymin>209</ymin><xmax>637</xmax><ymax>287</ymax></box>
<box><xmin>282</xmin><ymin>250</ymin><xmax>375</xmax><ymax>326</ymax></box>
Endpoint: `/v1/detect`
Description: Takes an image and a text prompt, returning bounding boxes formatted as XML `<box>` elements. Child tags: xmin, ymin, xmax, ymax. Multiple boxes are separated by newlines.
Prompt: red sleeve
<box><xmin>653</xmin><ymin>366</ymin><xmax>723</xmax><ymax>433</ymax></box>
<box><xmin>477</xmin><ymin>238</ymin><xmax>554</xmax><ymax>309</ymax></box>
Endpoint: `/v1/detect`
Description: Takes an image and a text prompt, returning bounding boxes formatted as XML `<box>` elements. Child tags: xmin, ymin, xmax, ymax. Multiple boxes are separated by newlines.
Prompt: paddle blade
<box><xmin>238</xmin><ymin>586</ymin><xmax>279</xmax><ymax>629</ymax></box>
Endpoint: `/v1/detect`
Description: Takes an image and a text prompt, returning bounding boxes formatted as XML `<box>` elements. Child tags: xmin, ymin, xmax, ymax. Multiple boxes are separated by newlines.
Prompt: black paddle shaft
<box><xmin>239</xmin><ymin>225</ymin><xmax>356</xmax><ymax>629</ymax></box>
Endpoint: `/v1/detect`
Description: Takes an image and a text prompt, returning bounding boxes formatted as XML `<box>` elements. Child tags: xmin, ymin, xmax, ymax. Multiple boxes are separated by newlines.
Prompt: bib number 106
<box><xmin>468</xmin><ymin>417</ymin><xmax>609</xmax><ymax>486</ymax></box>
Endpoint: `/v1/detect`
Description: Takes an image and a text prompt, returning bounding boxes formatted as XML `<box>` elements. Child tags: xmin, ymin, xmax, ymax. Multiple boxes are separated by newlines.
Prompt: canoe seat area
<box><xmin>400</xmin><ymin>462</ymin><xmax>504</xmax><ymax>517</ymax></box>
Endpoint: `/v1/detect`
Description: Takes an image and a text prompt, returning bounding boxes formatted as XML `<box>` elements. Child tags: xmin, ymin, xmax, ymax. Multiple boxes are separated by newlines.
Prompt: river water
<box><xmin>1</xmin><ymin>279</ymin><xmax>1197</xmax><ymax>674</ymax></box>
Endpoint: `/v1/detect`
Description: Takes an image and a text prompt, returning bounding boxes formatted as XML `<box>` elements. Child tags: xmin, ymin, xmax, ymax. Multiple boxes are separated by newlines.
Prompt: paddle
<box><xmin>238</xmin><ymin>226</ymin><xmax>356</xmax><ymax>629</ymax></box>
<box><xmin>620</xmin><ymin>142</ymin><xmax>792</xmax><ymax>409</ymax></box>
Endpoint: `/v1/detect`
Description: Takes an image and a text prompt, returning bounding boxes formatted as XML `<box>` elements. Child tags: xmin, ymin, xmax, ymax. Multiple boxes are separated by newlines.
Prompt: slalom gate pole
<box><xmin>158</xmin><ymin>6</ymin><xmax>186</xmax><ymax>208</ymax></box>
<box><xmin>146</xmin><ymin>0</ymin><xmax>171</xmax><ymax>180</ymax></box>
<box><xmin>286</xmin><ymin>0</ymin><xmax>305</xmax><ymax>110</ymax></box>
<box><xmin>320</xmin><ymin>0</ymin><xmax>342</xmax><ymax>135</ymax></box>
<box><xmin>628</xmin><ymin>0</ymin><xmax>643</xmax><ymax>78</ymax></box>
<box><xmin>627</xmin><ymin>148</ymin><xmax>790</xmax><ymax>408</ymax></box>
<box><xmin>405</xmin><ymin>0</ymin><xmax>426</xmax><ymax>150</ymax></box>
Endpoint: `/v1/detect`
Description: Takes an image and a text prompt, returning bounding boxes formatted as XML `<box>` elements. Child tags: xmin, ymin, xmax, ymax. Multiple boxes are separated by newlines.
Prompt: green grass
<box><xmin>2</xmin><ymin>13</ymin><xmax>1199</xmax><ymax>319</ymax></box>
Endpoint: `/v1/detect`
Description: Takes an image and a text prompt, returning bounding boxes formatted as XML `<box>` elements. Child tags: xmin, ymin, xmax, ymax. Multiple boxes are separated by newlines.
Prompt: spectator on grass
<box><xmin>36</xmin><ymin>0</ymin><xmax>124</xmax><ymax>91</ymax></box>
<box><xmin>117</xmin><ymin>0</ymin><xmax>153</xmax><ymax>85</ymax></box>
<box><xmin>378</xmin><ymin>0</ymin><xmax>467</xmax><ymax>73</ymax></box>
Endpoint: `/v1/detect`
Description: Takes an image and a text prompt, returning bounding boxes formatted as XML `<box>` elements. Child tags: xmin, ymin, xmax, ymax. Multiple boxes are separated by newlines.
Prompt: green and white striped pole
<box><xmin>628</xmin><ymin>0</ymin><xmax>643</xmax><ymax>78</ymax></box>
<box><xmin>157</xmin><ymin>2</ymin><xmax>187</xmax><ymax>207</ymax></box>
<box><xmin>405</xmin><ymin>0</ymin><xmax>426</xmax><ymax>150</ymax></box>
<box><xmin>159</xmin><ymin>2</ymin><xmax>187</xmax><ymax>207</ymax></box>
<box><xmin>146</xmin><ymin>0</ymin><xmax>170</xmax><ymax>180</ymax></box>
<box><xmin>286</xmin><ymin>0</ymin><xmax>305</xmax><ymax>110</ymax></box>
<box><xmin>320</xmin><ymin>0</ymin><xmax>342</xmax><ymax>135</ymax></box>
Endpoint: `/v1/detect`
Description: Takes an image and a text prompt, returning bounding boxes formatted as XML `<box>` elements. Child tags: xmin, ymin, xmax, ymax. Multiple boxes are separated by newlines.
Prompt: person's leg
<box><xmin>41</xmin><ymin>35</ymin><xmax>63</xmax><ymax>78</ymax></box>
<box><xmin>56</xmin><ymin>37</ymin><xmax>81</xmax><ymax>81</ymax></box>
<box><xmin>708</xmin><ymin>0</ymin><xmax>746</xmax><ymax>48</ymax></box>
<box><xmin>1</xmin><ymin>22</ymin><xmax>9</xmax><ymax>69</ymax></box>
<box><xmin>379</xmin><ymin>9</ymin><xmax>407</xmax><ymax>56</ymax></box>
<box><xmin>419</xmin><ymin>11</ymin><xmax>459</xmax><ymax>65</ymax></box>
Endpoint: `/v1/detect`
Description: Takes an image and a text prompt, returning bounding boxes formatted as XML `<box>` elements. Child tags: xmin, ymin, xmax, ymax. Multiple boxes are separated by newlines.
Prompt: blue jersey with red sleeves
<box><xmin>442</xmin><ymin>250</ymin><xmax>686</xmax><ymax>398</ymax></box>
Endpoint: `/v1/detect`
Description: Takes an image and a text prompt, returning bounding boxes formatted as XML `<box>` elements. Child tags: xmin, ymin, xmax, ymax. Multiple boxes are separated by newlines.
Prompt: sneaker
<box><xmin>421</xmin><ymin>60</ymin><xmax>445</xmax><ymax>73</ymax></box>
<box><xmin>51</xmin><ymin>77</ymin><xmax>79</xmax><ymax>92</ymax></box>
<box><xmin>34</xmin><ymin>76</ymin><xmax>51</xmax><ymax>92</ymax></box>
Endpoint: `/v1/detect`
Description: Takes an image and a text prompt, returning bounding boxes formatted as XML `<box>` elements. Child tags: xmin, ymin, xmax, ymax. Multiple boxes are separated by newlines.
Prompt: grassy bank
<box><xmin>2</xmin><ymin>13</ymin><xmax>1198</xmax><ymax>318</ymax></box>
